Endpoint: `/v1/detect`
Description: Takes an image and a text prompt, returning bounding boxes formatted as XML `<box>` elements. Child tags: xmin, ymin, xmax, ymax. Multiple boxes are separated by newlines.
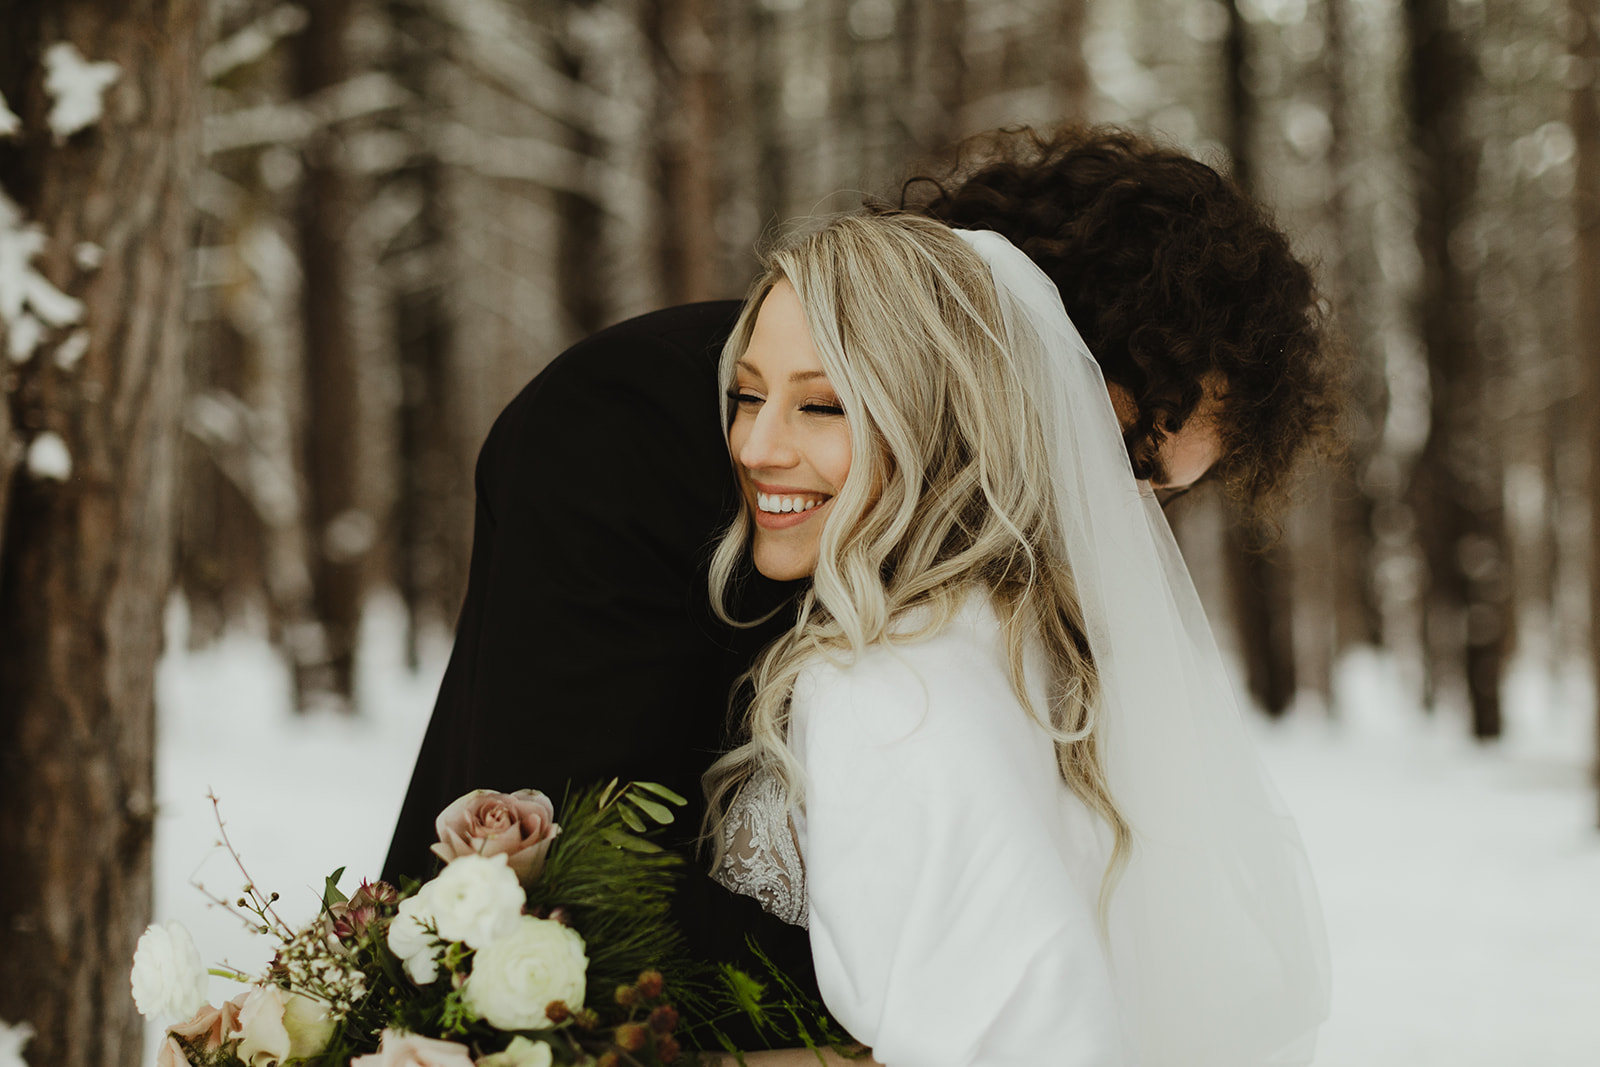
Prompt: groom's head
<box><xmin>893</xmin><ymin>126</ymin><xmax>1341</xmax><ymax>511</ymax></box>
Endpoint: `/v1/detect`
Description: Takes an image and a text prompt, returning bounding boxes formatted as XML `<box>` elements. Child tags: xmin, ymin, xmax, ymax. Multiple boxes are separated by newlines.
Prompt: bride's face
<box><xmin>728</xmin><ymin>280</ymin><xmax>852</xmax><ymax>582</ymax></box>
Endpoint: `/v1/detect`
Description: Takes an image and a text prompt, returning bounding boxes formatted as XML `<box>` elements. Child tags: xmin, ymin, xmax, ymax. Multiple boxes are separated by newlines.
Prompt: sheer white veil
<box><xmin>954</xmin><ymin>228</ymin><xmax>1331</xmax><ymax>1066</ymax></box>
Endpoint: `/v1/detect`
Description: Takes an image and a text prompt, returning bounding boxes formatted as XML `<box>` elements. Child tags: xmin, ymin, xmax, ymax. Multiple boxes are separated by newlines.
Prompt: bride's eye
<box><xmin>801</xmin><ymin>401</ymin><xmax>845</xmax><ymax>416</ymax></box>
<box><xmin>727</xmin><ymin>389</ymin><xmax>763</xmax><ymax>407</ymax></box>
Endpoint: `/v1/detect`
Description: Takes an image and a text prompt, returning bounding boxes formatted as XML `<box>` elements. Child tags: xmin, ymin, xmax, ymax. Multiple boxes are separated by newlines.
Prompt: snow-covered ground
<box><xmin>147</xmin><ymin>598</ymin><xmax>1600</xmax><ymax>1066</ymax></box>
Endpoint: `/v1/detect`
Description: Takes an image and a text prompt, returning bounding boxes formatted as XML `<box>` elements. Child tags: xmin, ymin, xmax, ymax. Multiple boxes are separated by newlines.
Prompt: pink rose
<box><xmin>165</xmin><ymin>995</ymin><xmax>246</xmax><ymax>1052</ymax></box>
<box><xmin>431</xmin><ymin>789</ymin><xmax>560</xmax><ymax>885</ymax></box>
<box><xmin>351</xmin><ymin>1028</ymin><xmax>475</xmax><ymax>1067</ymax></box>
<box><xmin>155</xmin><ymin>1037</ymin><xmax>191</xmax><ymax>1067</ymax></box>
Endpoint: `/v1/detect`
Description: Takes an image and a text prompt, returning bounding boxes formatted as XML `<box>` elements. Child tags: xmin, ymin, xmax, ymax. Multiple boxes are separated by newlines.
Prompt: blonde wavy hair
<box><xmin>702</xmin><ymin>213</ymin><xmax>1130</xmax><ymax>906</ymax></box>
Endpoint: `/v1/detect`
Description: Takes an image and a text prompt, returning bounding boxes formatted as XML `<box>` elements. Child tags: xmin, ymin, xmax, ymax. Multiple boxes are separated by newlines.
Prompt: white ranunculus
<box><xmin>130</xmin><ymin>921</ymin><xmax>209</xmax><ymax>1022</ymax></box>
<box><xmin>423</xmin><ymin>853</ymin><xmax>526</xmax><ymax>947</ymax></box>
<box><xmin>387</xmin><ymin>854</ymin><xmax>525</xmax><ymax>985</ymax></box>
<box><xmin>463</xmin><ymin>916</ymin><xmax>587</xmax><ymax>1031</ymax></box>
<box><xmin>387</xmin><ymin>894</ymin><xmax>442</xmax><ymax>985</ymax></box>
<box><xmin>476</xmin><ymin>1036</ymin><xmax>554</xmax><ymax>1067</ymax></box>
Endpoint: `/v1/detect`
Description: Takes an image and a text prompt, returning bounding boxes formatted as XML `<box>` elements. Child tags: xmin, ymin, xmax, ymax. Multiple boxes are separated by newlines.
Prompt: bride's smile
<box><xmin>727</xmin><ymin>279</ymin><xmax>851</xmax><ymax>580</ymax></box>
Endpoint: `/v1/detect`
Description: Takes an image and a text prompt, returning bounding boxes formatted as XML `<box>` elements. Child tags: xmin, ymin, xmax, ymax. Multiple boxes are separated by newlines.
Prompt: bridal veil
<box><xmin>953</xmin><ymin>228</ymin><xmax>1331</xmax><ymax>1066</ymax></box>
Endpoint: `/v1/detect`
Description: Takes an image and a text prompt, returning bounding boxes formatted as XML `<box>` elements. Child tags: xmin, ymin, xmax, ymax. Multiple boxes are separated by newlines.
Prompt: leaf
<box><xmin>634</xmin><ymin>781</ymin><xmax>689</xmax><ymax>806</ymax></box>
<box><xmin>626</xmin><ymin>794</ymin><xmax>675</xmax><ymax>825</ymax></box>
<box><xmin>721</xmin><ymin>964</ymin><xmax>769</xmax><ymax>1022</ymax></box>
<box><xmin>596</xmin><ymin>777</ymin><xmax>620</xmax><ymax>808</ymax></box>
<box><xmin>616</xmin><ymin>803</ymin><xmax>647</xmax><ymax>833</ymax></box>
<box><xmin>599</xmin><ymin>827</ymin><xmax>664</xmax><ymax>853</ymax></box>
<box><xmin>322</xmin><ymin>867</ymin><xmax>348</xmax><ymax>909</ymax></box>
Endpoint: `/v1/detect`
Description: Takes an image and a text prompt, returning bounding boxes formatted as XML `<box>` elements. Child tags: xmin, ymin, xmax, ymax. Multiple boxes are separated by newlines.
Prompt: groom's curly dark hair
<box><xmin>891</xmin><ymin>125</ymin><xmax>1342</xmax><ymax>512</ymax></box>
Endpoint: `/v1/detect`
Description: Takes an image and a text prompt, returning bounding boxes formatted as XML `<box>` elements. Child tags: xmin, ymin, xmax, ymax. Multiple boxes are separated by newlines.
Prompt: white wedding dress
<box><xmin>716</xmin><ymin>593</ymin><xmax>1128</xmax><ymax>1065</ymax></box>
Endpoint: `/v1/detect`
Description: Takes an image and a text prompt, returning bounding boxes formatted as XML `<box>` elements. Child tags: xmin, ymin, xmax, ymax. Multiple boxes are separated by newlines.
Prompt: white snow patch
<box><xmin>25</xmin><ymin>431</ymin><xmax>71</xmax><ymax>481</ymax></box>
<box><xmin>42</xmin><ymin>42</ymin><xmax>120</xmax><ymax>142</ymax></box>
<box><xmin>0</xmin><ymin>91</ymin><xmax>19</xmax><ymax>139</ymax></box>
<box><xmin>53</xmin><ymin>328</ymin><xmax>89</xmax><ymax>371</ymax></box>
<box><xmin>72</xmin><ymin>242</ymin><xmax>103</xmax><ymax>271</ymax></box>
<box><xmin>6</xmin><ymin>312</ymin><xmax>43</xmax><ymax>364</ymax></box>
<box><xmin>0</xmin><ymin>189</ymin><xmax>85</xmax><ymax>364</ymax></box>
<box><xmin>146</xmin><ymin>605</ymin><xmax>1600</xmax><ymax>1067</ymax></box>
<box><xmin>0</xmin><ymin>1017</ymin><xmax>34</xmax><ymax>1067</ymax></box>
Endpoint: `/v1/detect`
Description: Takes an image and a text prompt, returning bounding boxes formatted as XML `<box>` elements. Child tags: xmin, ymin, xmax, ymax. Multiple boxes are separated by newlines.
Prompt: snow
<box><xmin>0</xmin><ymin>91</ymin><xmax>19</xmax><ymax>139</ymax></box>
<box><xmin>72</xmin><ymin>242</ymin><xmax>103</xmax><ymax>271</ymax></box>
<box><xmin>0</xmin><ymin>189</ymin><xmax>85</xmax><ymax>364</ymax></box>
<box><xmin>0</xmin><ymin>1018</ymin><xmax>33</xmax><ymax>1067</ymax></box>
<box><xmin>146</xmin><ymin>598</ymin><xmax>1600</xmax><ymax>1066</ymax></box>
<box><xmin>23</xmin><ymin>432</ymin><xmax>71</xmax><ymax>481</ymax></box>
<box><xmin>42</xmin><ymin>42</ymin><xmax>120</xmax><ymax>142</ymax></box>
<box><xmin>53</xmin><ymin>328</ymin><xmax>88</xmax><ymax>371</ymax></box>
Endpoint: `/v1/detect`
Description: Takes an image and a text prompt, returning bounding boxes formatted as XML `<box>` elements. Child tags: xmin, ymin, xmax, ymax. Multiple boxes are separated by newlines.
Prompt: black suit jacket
<box><xmin>383</xmin><ymin>302</ymin><xmax>819</xmax><ymax>1043</ymax></box>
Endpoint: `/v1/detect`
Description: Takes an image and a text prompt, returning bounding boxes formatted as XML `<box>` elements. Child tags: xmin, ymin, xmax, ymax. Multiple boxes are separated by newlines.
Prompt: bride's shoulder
<box><xmin>792</xmin><ymin>590</ymin><xmax>1013</xmax><ymax>730</ymax></box>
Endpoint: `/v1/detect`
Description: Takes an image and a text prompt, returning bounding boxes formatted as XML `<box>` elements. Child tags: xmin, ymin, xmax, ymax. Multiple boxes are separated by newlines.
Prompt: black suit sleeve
<box><xmin>382</xmin><ymin>303</ymin><xmax>819</xmax><ymax>1043</ymax></box>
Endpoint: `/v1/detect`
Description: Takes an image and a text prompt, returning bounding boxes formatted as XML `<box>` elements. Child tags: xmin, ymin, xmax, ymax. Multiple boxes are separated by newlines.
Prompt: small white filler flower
<box><xmin>130</xmin><ymin>920</ymin><xmax>209</xmax><ymax>1022</ymax></box>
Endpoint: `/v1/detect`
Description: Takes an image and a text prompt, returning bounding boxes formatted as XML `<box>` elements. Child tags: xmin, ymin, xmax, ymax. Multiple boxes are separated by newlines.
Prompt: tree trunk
<box><xmin>654</xmin><ymin>0</ymin><xmax>722</xmax><ymax>305</ymax></box>
<box><xmin>0</xmin><ymin>2</ymin><xmax>203</xmax><ymax>1063</ymax></box>
<box><xmin>1220</xmin><ymin>0</ymin><xmax>1297</xmax><ymax>715</ymax></box>
<box><xmin>294</xmin><ymin>0</ymin><xmax>365</xmax><ymax>704</ymax></box>
<box><xmin>1573</xmin><ymin>0</ymin><xmax>1600</xmax><ymax>817</ymax></box>
<box><xmin>1325</xmin><ymin>0</ymin><xmax>1386</xmax><ymax>656</ymax></box>
<box><xmin>1403</xmin><ymin>0</ymin><xmax>1505</xmax><ymax>737</ymax></box>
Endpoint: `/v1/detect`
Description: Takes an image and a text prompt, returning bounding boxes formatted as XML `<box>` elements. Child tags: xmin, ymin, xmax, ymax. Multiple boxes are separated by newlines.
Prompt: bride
<box><xmin>701</xmin><ymin>214</ymin><xmax>1330</xmax><ymax>1065</ymax></box>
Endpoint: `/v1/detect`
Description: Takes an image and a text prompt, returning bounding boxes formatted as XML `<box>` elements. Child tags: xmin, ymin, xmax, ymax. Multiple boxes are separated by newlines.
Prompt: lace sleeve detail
<box><xmin>712</xmin><ymin>768</ymin><xmax>809</xmax><ymax>928</ymax></box>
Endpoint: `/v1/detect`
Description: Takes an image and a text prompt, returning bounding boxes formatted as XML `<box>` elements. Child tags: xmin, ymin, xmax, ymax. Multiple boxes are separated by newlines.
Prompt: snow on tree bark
<box><xmin>0</xmin><ymin>2</ymin><xmax>204</xmax><ymax>1065</ymax></box>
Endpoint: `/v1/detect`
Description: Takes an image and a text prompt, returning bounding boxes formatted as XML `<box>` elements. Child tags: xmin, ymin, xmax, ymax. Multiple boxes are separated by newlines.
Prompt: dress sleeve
<box><xmin>795</xmin><ymin>636</ymin><xmax>1127</xmax><ymax>1067</ymax></box>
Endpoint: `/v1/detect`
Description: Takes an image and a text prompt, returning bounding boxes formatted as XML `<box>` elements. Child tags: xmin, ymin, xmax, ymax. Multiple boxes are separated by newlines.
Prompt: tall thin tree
<box><xmin>0</xmin><ymin>2</ymin><xmax>204</xmax><ymax>1064</ymax></box>
<box><xmin>1572</xmin><ymin>0</ymin><xmax>1600</xmax><ymax>816</ymax></box>
<box><xmin>1403</xmin><ymin>0</ymin><xmax>1507</xmax><ymax>736</ymax></box>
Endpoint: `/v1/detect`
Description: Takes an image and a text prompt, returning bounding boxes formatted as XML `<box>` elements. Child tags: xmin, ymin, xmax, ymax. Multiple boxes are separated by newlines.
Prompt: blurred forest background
<box><xmin>1</xmin><ymin>0</ymin><xmax>1598</xmax><ymax>1063</ymax></box>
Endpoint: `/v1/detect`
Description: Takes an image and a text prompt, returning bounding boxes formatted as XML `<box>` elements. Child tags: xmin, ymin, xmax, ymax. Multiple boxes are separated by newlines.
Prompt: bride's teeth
<box><xmin>755</xmin><ymin>491</ymin><xmax>829</xmax><ymax>514</ymax></box>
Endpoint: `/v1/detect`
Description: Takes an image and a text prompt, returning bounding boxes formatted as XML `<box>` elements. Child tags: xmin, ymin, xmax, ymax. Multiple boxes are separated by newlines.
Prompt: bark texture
<box><xmin>1404</xmin><ymin>0</ymin><xmax>1506</xmax><ymax>736</ymax></box>
<box><xmin>0</xmin><ymin>1</ymin><xmax>203</xmax><ymax>1063</ymax></box>
<box><xmin>1573</xmin><ymin>0</ymin><xmax>1600</xmax><ymax>816</ymax></box>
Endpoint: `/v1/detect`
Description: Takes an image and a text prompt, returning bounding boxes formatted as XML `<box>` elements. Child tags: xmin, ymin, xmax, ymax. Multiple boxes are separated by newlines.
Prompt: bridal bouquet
<box><xmin>131</xmin><ymin>781</ymin><xmax>812</xmax><ymax>1067</ymax></box>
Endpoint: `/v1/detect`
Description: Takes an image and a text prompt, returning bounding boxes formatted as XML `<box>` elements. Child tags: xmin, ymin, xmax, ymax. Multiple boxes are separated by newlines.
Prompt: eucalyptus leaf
<box><xmin>626</xmin><ymin>794</ymin><xmax>675</xmax><ymax>824</ymax></box>
<box><xmin>599</xmin><ymin>827</ymin><xmax>664</xmax><ymax>853</ymax></box>
<box><xmin>616</xmin><ymin>804</ymin><xmax>648</xmax><ymax>832</ymax></box>
<box><xmin>634</xmin><ymin>781</ymin><xmax>689</xmax><ymax>806</ymax></box>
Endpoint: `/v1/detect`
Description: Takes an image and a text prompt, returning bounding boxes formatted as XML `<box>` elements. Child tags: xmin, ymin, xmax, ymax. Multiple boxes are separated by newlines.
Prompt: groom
<box><xmin>382</xmin><ymin>125</ymin><xmax>1337</xmax><ymax>1024</ymax></box>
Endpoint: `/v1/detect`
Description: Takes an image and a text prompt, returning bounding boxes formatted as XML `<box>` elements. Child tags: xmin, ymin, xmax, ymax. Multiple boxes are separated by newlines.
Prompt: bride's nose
<box><xmin>736</xmin><ymin>406</ymin><xmax>800</xmax><ymax>473</ymax></box>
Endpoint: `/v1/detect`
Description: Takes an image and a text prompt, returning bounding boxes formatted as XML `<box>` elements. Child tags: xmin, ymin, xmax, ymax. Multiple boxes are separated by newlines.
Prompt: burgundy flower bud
<box><xmin>597</xmin><ymin>1054</ymin><xmax>619</xmax><ymax>1067</ymax></box>
<box><xmin>574</xmin><ymin>1008</ymin><xmax>602</xmax><ymax>1031</ymax></box>
<box><xmin>648</xmin><ymin>1005</ymin><xmax>679</xmax><ymax>1034</ymax></box>
<box><xmin>657</xmin><ymin>1035</ymin><xmax>682</xmax><ymax>1063</ymax></box>
<box><xmin>635</xmin><ymin>970</ymin><xmax>664</xmax><ymax>999</ymax></box>
<box><xmin>614</xmin><ymin>984</ymin><xmax>639</xmax><ymax>1008</ymax></box>
<box><xmin>614</xmin><ymin>1023</ymin><xmax>648</xmax><ymax>1052</ymax></box>
<box><xmin>352</xmin><ymin>880</ymin><xmax>400</xmax><ymax>907</ymax></box>
<box><xmin>544</xmin><ymin>1000</ymin><xmax>572</xmax><ymax>1024</ymax></box>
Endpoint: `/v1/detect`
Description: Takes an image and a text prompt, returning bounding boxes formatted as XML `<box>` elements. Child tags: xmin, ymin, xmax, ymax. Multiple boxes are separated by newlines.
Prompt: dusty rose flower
<box><xmin>351</xmin><ymin>1028</ymin><xmax>475</xmax><ymax>1067</ymax></box>
<box><xmin>155</xmin><ymin>1036</ymin><xmax>191</xmax><ymax>1067</ymax></box>
<box><xmin>431</xmin><ymin>789</ymin><xmax>560</xmax><ymax>884</ymax></box>
<box><xmin>167</xmin><ymin>995</ymin><xmax>245</xmax><ymax>1049</ymax></box>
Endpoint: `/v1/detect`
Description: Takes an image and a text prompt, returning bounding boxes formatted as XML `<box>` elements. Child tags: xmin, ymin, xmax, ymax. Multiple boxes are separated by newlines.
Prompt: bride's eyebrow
<box><xmin>734</xmin><ymin>359</ymin><xmax>830</xmax><ymax>387</ymax></box>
